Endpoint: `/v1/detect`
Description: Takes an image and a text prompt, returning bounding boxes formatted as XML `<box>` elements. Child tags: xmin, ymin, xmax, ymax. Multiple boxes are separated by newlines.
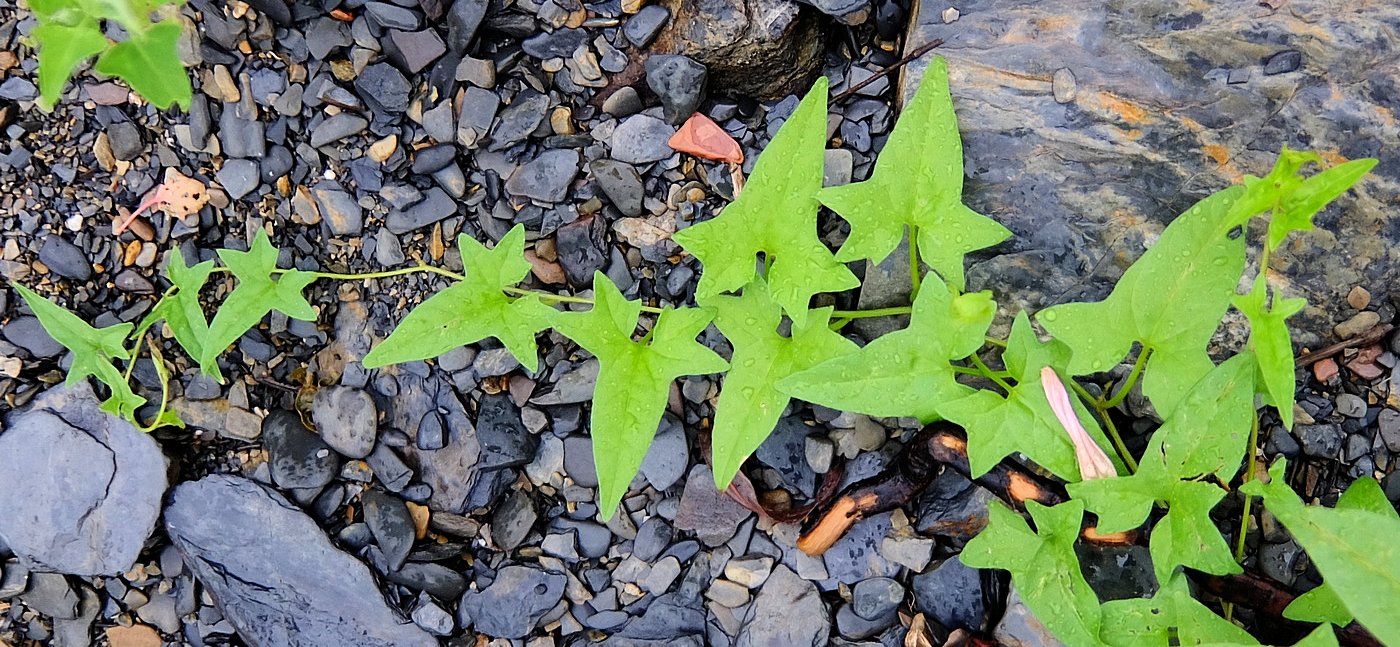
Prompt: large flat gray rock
<box><xmin>0</xmin><ymin>383</ymin><xmax>167</xmax><ymax>576</ymax></box>
<box><xmin>163</xmin><ymin>475</ymin><xmax>436</xmax><ymax>647</ymax></box>
<box><xmin>903</xmin><ymin>0</ymin><xmax>1399</xmax><ymax>347</ymax></box>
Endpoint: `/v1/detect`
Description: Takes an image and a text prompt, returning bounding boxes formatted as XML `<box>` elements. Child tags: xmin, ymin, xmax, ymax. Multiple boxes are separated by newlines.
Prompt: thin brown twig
<box><xmin>830</xmin><ymin>38</ymin><xmax>945</xmax><ymax>103</ymax></box>
<box><xmin>1295</xmin><ymin>324</ymin><xmax>1393</xmax><ymax>367</ymax></box>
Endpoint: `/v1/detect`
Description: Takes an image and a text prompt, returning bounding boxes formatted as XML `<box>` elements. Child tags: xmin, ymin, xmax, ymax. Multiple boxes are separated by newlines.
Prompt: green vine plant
<box><xmin>27</xmin><ymin>0</ymin><xmax>193</xmax><ymax>110</ymax></box>
<box><xmin>9</xmin><ymin>55</ymin><xmax>1387</xmax><ymax>644</ymax></box>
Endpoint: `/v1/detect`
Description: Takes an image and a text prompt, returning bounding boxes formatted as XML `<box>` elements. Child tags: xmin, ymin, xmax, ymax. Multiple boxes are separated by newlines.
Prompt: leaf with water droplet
<box><xmin>778</xmin><ymin>276</ymin><xmax>992</xmax><ymax>422</ymax></box>
<box><xmin>11</xmin><ymin>284</ymin><xmax>146</xmax><ymax>417</ymax></box>
<box><xmin>1037</xmin><ymin>186</ymin><xmax>1246</xmax><ymax>418</ymax></box>
<box><xmin>672</xmin><ymin>77</ymin><xmax>857</xmax><ymax>325</ymax></box>
<box><xmin>708</xmin><ymin>282</ymin><xmax>857</xmax><ymax>489</ymax></box>
<box><xmin>940</xmin><ymin>312</ymin><xmax>1121</xmax><ymax>480</ymax></box>
<box><xmin>1234</xmin><ymin>275</ymin><xmax>1306</xmax><ymax>428</ymax></box>
<box><xmin>817</xmin><ymin>56</ymin><xmax>1010</xmax><ymax>290</ymax></box>
<box><xmin>553</xmin><ymin>272</ymin><xmax>729</xmax><ymax>519</ymax></box>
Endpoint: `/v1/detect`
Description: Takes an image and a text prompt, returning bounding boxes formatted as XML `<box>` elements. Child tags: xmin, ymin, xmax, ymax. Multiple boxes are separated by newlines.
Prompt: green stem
<box><xmin>983</xmin><ymin>336</ymin><xmax>1007</xmax><ymax>349</ymax></box>
<box><xmin>307</xmin><ymin>264</ymin><xmax>466</xmax><ymax>282</ymax></box>
<box><xmin>908</xmin><ymin>225</ymin><xmax>922</xmax><ymax>300</ymax></box>
<box><xmin>136</xmin><ymin>338</ymin><xmax>172</xmax><ymax>433</ymax></box>
<box><xmin>829</xmin><ymin>317</ymin><xmax>851</xmax><ymax>332</ymax></box>
<box><xmin>969</xmin><ymin>353</ymin><xmax>1014</xmax><ymax>393</ymax></box>
<box><xmin>829</xmin><ymin>306</ymin><xmax>912</xmax><ymax>319</ymax></box>
<box><xmin>1102</xmin><ymin>346</ymin><xmax>1152</xmax><ymax>409</ymax></box>
<box><xmin>1233</xmin><ymin>413</ymin><xmax>1261</xmax><ymax>564</ymax></box>
<box><xmin>951</xmin><ymin>364</ymin><xmax>1013</xmax><ymax>380</ymax></box>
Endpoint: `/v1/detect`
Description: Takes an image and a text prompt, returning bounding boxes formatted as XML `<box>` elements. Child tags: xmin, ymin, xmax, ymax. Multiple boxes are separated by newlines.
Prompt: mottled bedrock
<box><xmin>902</xmin><ymin>0</ymin><xmax>1399</xmax><ymax>347</ymax></box>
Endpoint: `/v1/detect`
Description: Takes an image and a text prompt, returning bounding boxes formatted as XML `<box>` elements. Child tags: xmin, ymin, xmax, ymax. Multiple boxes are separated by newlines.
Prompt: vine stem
<box><xmin>135</xmin><ymin>337</ymin><xmax>173</xmax><ymax>433</ymax></box>
<box><xmin>1102</xmin><ymin>346</ymin><xmax>1152</xmax><ymax>409</ymax></box>
<box><xmin>908</xmin><ymin>225</ymin><xmax>922</xmax><ymax>301</ymax></box>
<box><xmin>969</xmin><ymin>353</ymin><xmax>1013</xmax><ymax>393</ymax></box>
<box><xmin>829</xmin><ymin>306</ymin><xmax>912</xmax><ymax>319</ymax></box>
<box><xmin>1234</xmin><ymin>413</ymin><xmax>1262</xmax><ymax>564</ymax></box>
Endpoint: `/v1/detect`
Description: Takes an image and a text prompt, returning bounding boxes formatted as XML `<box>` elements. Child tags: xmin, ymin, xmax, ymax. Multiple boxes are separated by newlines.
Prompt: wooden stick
<box><xmin>830</xmin><ymin>38</ymin><xmax>945</xmax><ymax>103</ymax></box>
<box><xmin>1295</xmin><ymin>324</ymin><xmax>1392</xmax><ymax>367</ymax></box>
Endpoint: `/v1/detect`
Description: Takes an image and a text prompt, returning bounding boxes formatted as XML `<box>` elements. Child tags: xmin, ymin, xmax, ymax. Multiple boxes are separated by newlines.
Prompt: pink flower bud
<box><xmin>1041</xmin><ymin>367</ymin><xmax>1117</xmax><ymax>480</ymax></box>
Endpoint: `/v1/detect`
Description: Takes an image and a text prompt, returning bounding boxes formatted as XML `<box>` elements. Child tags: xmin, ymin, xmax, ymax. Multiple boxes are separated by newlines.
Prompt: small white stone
<box><xmin>942</xmin><ymin>6</ymin><xmax>960</xmax><ymax>23</ymax></box>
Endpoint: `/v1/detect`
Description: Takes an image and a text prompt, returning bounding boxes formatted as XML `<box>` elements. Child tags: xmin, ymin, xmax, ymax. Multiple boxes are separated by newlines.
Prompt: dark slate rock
<box><xmin>624</xmin><ymin>5</ymin><xmax>670</xmax><ymax>47</ymax></box>
<box><xmin>411</xmin><ymin>143</ymin><xmax>457</xmax><ymax>174</ymax></box>
<box><xmin>220</xmin><ymin>103</ymin><xmax>266</xmax><ymax>159</ymax></box>
<box><xmin>836</xmin><ymin>602</ymin><xmax>897</xmax><ymax>640</ymax></box>
<box><xmin>52</xmin><ymin>583</ymin><xmax>99</xmax><ymax>647</ymax></box>
<box><xmin>244</xmin><ymin>0</ymin><xmax>291</xmax><ymax>25</ymax></box>
<box><xmin>310</xmin><ymin>113</ymin><xmax>368</xmax><ymax>147</ymax></box>
<box><xmin>0</xmin><ymin>384</ymin><xmax>167</xmax><ymax>576</ymax></box>
<box><xmin>261</xmin><ymin>145</ymin><xmax>294</xmax><ymax>182</ymax></box>
<box><xmin>387</xmin><ymin>373</ymin><xmax>489</xmax><ymax>512</ymax></box>
<box><xmin>522</xmin><ymin>27</ymin><xmax>588</xmax><ymax>59</ymax></box>
<box><xmin>312</xmin><ymin>386</ymin><xmax>378</xmax><ymax>459</ymax></box>
<box><xmin>106</xmin><ymin>121</ymin><xmax>144</xmax><ymax>161</ymax></box>
<box><xmin>1077</xmin><ymin>543</ymin><xmax>1158</xmax><ymax>601</ymax></box>
<box><xmin>911</xmin><ymin>556</ymin><xmax>984</xmax><ymax>631</ymax></box>
<box><xmin>164</xmin><ymin>475</ymin><xmax>437</xmax><ymax>647</ymax></box>
<box><xmin>22</xmin><ymin>572</ymin><xmax>76</xmax><ymax>619</ymax></box>
<box><xmin>610</xmin><ymin>114</ymin><xmax>676</xmax><ymax>164</ymax></box>
<box><xmin>914</xmin><ymin>470</ymin><xmax>994</xmax><ymax>546</ymax></box>
<box><xmin>645</xmin><ymin>55</ymin><xmax>708</xmax><ymax>124</ymax></box>
<box><xmin>475</xmin><ymin>393</ymin><xmax>538</xmax><ymax>470</ymax></box>
<box><xmin>756</xmin><ymin>415</ymin><xmax>817</xmax><ymax>497</ymax></box>
<box><xmin>795</xmin><ymin>0</ymin><xmax>870</xmax><ymax>22</ymax></box>
<box><xmin>355</xmin><ymin>64</ymin><xmax>411</xmax><ymax>114</ymax></box>
<box><xmin>362</xmin><ymin>489</ymin><xmax>415</xmax><ymax>571</ymax></box>
<box><xmin>658</xmin><ymin>0</ymin><xmax>821</xmax><ymax>99</ymax></box>
<box><xmin>3</xmin><ymin>316</ymin><xmax>63</xmax><ymax>358</ymax></box>
<box><xmin>1265</xmin><ymin>425</ymin><xmax>1302</xmax><ymax>459</ymax></box>
<box><xmin>674</xmin><ymin>464</ymin><xmax>752</xmax><ymax>547</ymax></box>
<box><xmin>38</xmin><ymin>236</ymin><xmax>92</xmax><ymax>281</ymax></box>
<box><xmin>904</xmin><ymin>0</ymin><xmax>1400</xmax><ymax>346</ymax></box>
<box><xmin>737</xmin><ymin>565</ymin><xmax>829</xmax><ymax>647</ymax></box>
<box><xmin>457</xmin><ymin>565</ymin><xmax>566</xmax><ymax>638</ymax></box>
<box><xmin>0</xmin><ymin>77</ymin><xmax>37</xmax><ymax>101</ymax></box>
<box><xmin>590</xmin><ymin>159</ymin><xmax>645</xmax><ymax>217</ymax></box>
<box><xmin>365</xmin><ymin>2</ymin><xmax>420</xmax><ymax>29</ymax></box>
<box><xmin>504</xmin><ymin>149</ymin><xmax>581</xmax><ymax>203</ymax></box>
<box><xmin>388</xmin><ymin>29</ymin><xmax>446</xmax><ymax>74</ymax></box>
<box><xmin>446</xmin><ymin>0</ymin><xmax>488</xmax><ymax>54</ymax></box>
<box><xmin>489</xmin><ymin>92</ymin><xmax>550</xmax><ymax>151</ymax></box>
<box><xmin>491</xmin><ymin>489</ymin><xmax>536</xmax><ymax>551</ymax></box>
<box><xmin>1264</xmin><ymin>50</ymin><xmax>1303</xmax><ymax>75</ymax></box>
<box><xmin>387</xmin><ymin>187</ymin><xmax>458</xmax><ymax>234</ymax></box>
<box><xmin>366</xmin><ymin>443</ymin><xmax>414</xmax><ymax>492</ymax></box>
<box><xmin>639</xmin><ymin>413</ymin><xmax>689</xmax><ymax>491</ymax></box>
<box><xmin>263</xmin><ymin>410</ymin><xmax>339</xmax><ymax>490</ymax></box>
<box><xmin>457</xmin><ymin>86</ymin><xmax>499</xmax><ymax>148</ymax></box>
<box><xmin>823</xmin><ymin>511</ymin><xmax>900</xmax><ymax>585</ymax></box>
<box><xmin>852</xmin><ymin>577</ymin><xmax>904</xmax><ymax>621</ymax></box>
<box><xmin>633</xmin><ymin>517</ymin><xmax>673</xmax><ymax>561</ymax></box>
<box><xmin>217</xmin><ymin>159</ymin><xmax>261</xmax><ymax>200</ymax></box>
<box><xmin>386</xmin><ymin>562</ymin><xmax>468</xmax><ymax>599</ymax></box>
<box><xmin>554</xmin><ymin>215</ymin><xmax>607</xmax><ymax>287</ymax></box>
<box><xmin>1298</xmin><ymin>423</ymin><xmax>1343</xmax><ymax>458</ymax></box>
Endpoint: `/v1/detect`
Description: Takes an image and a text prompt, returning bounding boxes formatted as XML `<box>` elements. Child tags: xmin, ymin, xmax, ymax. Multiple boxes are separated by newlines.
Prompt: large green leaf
<box><xmin>554</xmin><ymin>272</ymin><xmax>728</xmax><ymax>519</ymax></box>
<box><xmin>1280</xmin><ymin>476</ymin><xmax>1392</xmax><ymax>628</ymax></box>
<box><xmin>778</xmin><ymin>277</ymin><xmax>993</xmax><ymax>423</ymax></box>
<box><xmin>1069</xmin><ymin>355</ymin><xmax>1254</xmax><ymax>581</ymax></box>
<box><xmin>708</xmin><ymin>282</ymin><xmax>856</xmax><ymax>489</ymax></box>
<box><xmin>672</xmin><ymin>77</ymin><xmax>857</xmax><ymax>325</ymax></box>
<box><xmin>1233</xmin><ymin>276</ymin><xmax>1305</xmax><ymax>428</ymax></box>
<box><xmin>363</xmin><ymin>225</ymin><xmax>556</xmax><ymax>372</ymax></box>
<box><xmin>1244</xmin><ymin>461</ymin><xmax>1400</xmax><ymax>645</ymax></box>
<box><xmin>137</xmin><ymin>249</ymin><xmax>216</xmax><ymax>377</ymax></box>
<box><xmin>93</xmin><ymin>20</ymin><xmax>191</xmax><ymax>110</ymax></box>
<box><xmin>33</xmin><ymin>21</ymin><xmax>109</xmax><ymax>111</ymax></box>
<box><xmin>940</xmin><ymin>311</ymin><xmax>1118</xmax><ymax>480</ymax></box>
<box><xmin>12</xmin><ymin>284</ymin><xmax>145</xmax><ymax>416</ymax></box>
<box><xmin>817</xmin><ymin>56</ymin><xmax>1009</xmax><ymax>290</ymax></box>
<box><xmin>200</xmin><ymin>230</ymin><xmax>317</xmax><ymax>378</ymax></box>
<box><xmin>1038</xmin><ymin>186</ymin><xmax>1246</xmax><ymax>418</ymax></box>
<box><xmin>962</xmin><ymin>500</ymin><xmax>1102</xmax><ymax>646</ymax></box>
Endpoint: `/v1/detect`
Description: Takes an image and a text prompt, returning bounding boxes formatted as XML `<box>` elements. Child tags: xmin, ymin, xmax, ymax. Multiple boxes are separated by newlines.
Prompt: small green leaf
<box><xmin>1038</xmin><ymin>186</ymin><xmax>1246</xmax><ymax>418</ymax></box>
<box><xmin>93</xmin><ymin>20</ymin><xmax>191</xmax><ymax>110</ymax></box>
<box><xmin>1244</xmin><ymin>461</ymin><xmax>1400</xmax><ymax>645</ymax></box>
<box><xmin>363</xmin><ymin>225</ymin><xmax>556</xmax><ymax>372</ymax></box>
<box><xmin>708</xmin><ymin>282</ymin><xmax>857</xmax><ymax>489</ymax></box>
<box><xmin>1267</xmin><ymin>157</ymin><xmax>1377</xmax><ymax>251</ymax></box>
<box><xmin>940</xmin><ymin>312</ymin><xmax>1119</xmax><ymax>480</ymax></box>
<box><xmin>33</xmin><ymin>22</ymin><xmax>109</xmax><ymax>111</ymax></box>
<box><xmin>1101</xmin><ymin>575</ymin><xmax>1257</xmax><ymax>646</ymax></box>
<box><xmin>554</xmin><ymin>272</ymin><xmax>728</xmax><ymax>519</ymax></box>
<box><xmin>200</xmin><ymin>230</ymin><xmax>318</xmax><ymax>378</ymax></box>
<box><xmin>778</xmin><ymin>278</ymin><xmax>993</xmax><ymax>423</ymax></box>
<box><xmin>138</xmin><ymin>250</ymin><xmax>216</xmax><ymax>377</ymax></box>
<box><xmin>962</xmin><ymin>500</ymin><xmax>1102</xmax><ymax>646</ymax></box>
<box><xmin>818</xmin><ymin>56</ymin><xmax>1010</xmax><ymax>289</ymax></box>
<box><xmin>11</xmin><ymin>284</ymin><xmax>145</xmax><ymax>417</ymax></box>
<box><xmin>672</xmin><ymin>77</ymin><xmax>858</xmax><ymax>324</ymax></box>
<box><xmin>1233</xmin><ymin>276</ymin><xmax>1305</xmax><ymax>428</ymax></box>
<box><xmin>1223</xmin><ymin>148</ymin><xmax>1320</xmax><ymax>228</ymax></box>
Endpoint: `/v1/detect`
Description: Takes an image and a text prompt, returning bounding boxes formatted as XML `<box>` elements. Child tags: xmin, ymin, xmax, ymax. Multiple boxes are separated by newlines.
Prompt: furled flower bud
<box><xmin>1040</xmin><ymin>366</ymin><xmax>1117</xmax><ymax>481</ymax></box>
